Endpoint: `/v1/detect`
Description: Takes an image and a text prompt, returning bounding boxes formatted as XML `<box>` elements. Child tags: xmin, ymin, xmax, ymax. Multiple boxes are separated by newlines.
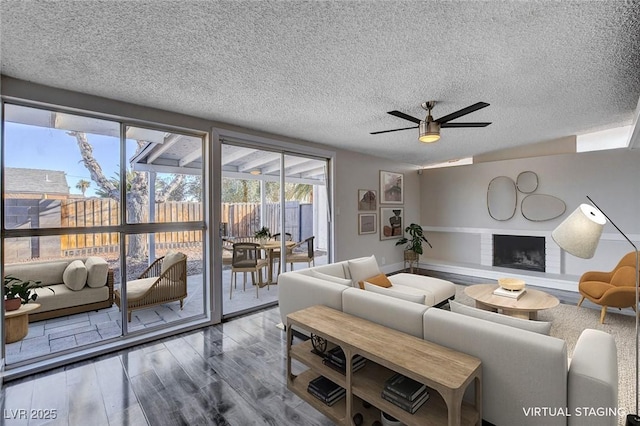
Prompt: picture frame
<box><xmin>380</xmin><ymin>207</ymin><xmax>403</xmax><ymax>240</ymax></box>
<box><xmin>358</xmin><ymin>213</ymin><xmax>377</xmax><ymax>235</ymax></box>
<box><xmin>358</xmin><ymin>189</ymin><xmax>377</xmax><ymax>211</ymax></box>
<box><xmin>379</xmin><ymin>170</ymin><xmax>404</xmax><ymax>204</ymax></box>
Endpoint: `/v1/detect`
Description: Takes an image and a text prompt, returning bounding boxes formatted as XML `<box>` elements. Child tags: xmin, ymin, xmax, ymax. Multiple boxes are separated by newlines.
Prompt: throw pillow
<box><xmin>449</xmin><ymin>300</ymin><xmax>552</xmax><ymax>335</ymax></box>
<box><xmin>161</xmin><ymin>251</ymin><xmax>185</xmax><ymax>275</ymax></box>
<box><xmin>85</xmin><ymin>256</ymin><xmax>109</xmax><ymax>288</ymax></box>
<box><xmin>358</xmin><ymin>273</ymin><xmax>392</xmax><ymax>289</ymax></box>
<box><xmin>63</xmin><ymin>260</ymin><xmax>88</xmax><ymax>291</ymax></box>
<box><xmin>364</xmin><ymin>282</ymin><xmax>425</xmax><ymax>304</ymax></box>
<box><xmin>310</xmin><ymin>270</ymin><xmax>352</xmax><ymax>286</ymax></box>
<box><xmin>348</xmin><ymin>255</ymin><xmax>381</xmax><ymax>288</ymax></box>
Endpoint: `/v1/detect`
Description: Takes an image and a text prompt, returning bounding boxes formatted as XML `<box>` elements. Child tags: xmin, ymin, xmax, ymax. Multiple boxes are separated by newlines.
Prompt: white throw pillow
<box><xmin>85</xmin><ymin>256</ymin><xmax>109</xmax><ymax>288</ymax></box>
<box><xmin>449</xmin><ymin>300</ymin><xmax>552</xmax><ymax>335</ymax></box>
<box><xmin>310</xmin><ymin>270</ymin><xmax>352</xmax><ymax>286</ymax></box>
<box><xmin>63</xmin><ymin>260</ymin><xmax>88</xmax><ymax>291</ymax></box>
<box><xmin>161</xmin><ymin>251</ymin><xmax>185</xmax><ymax>275</ymax></box>
<box><xmin>364</xmin><ymin>282</ymin><xmax>425</xmax><ymax>304</ymax></box>
<box><xmin>348</xmin><ymin>255</ymin><xmax>381</xmax><ymax>288</ymax></box>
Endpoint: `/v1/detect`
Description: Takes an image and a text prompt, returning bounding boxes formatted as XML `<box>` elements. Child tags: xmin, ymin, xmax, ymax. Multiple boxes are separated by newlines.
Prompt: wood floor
<box><xmin>0</xmin><ymin>269</ymin><xmax>613</xmax><ymax>425</ymax></box>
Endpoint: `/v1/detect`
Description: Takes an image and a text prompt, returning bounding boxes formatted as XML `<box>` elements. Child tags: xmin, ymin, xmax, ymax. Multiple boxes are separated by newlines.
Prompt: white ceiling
<box><xmin>1</xmin><ymin>1</ymin><xmax>639</xmax><ymax>167</ymax></box>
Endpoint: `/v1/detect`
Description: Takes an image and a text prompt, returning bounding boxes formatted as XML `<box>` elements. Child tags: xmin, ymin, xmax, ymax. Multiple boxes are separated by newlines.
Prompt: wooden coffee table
<box><xmin>464</xmin><ymin>284</ymin><xmax>559</xmax><ymax>320</ymax></box>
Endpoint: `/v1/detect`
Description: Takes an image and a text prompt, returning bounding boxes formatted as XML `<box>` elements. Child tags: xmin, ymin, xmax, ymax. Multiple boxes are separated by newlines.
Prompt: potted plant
<box><xmin>3</xmin><ymin>275</ymin><xmax>54</xmax><ymax>311</ymax></box>
<box><xmin>395</xmin><ymin>223</ymin><xmax>432</xmax><ymax>273</ymax></box>
<box><xmin>254</xmin><ymin>226</ymin><xmax>271</xmax><ymax>244</ymax></box>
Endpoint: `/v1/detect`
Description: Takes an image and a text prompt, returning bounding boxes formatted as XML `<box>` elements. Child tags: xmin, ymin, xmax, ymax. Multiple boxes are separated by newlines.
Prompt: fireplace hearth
<box><xmin>493</xmin><ymin>235</ymin><xmax>546</xmax><ymax>272</ymax></box>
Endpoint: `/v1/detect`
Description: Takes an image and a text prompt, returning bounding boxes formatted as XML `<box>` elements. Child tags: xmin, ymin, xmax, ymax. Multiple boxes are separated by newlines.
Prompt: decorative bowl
<box><xmin>498</xmin><ymin>277</ymin><xmax>525</xmax><ymax>291</ymax></box>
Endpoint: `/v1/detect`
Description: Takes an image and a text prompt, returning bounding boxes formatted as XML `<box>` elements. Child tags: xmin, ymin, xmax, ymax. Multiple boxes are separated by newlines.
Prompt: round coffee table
<box><xmin>464</xmin><ymin>284</ymin><xmax>559</xmax><ymax>320</ymax></box>
<box><xmin>5</xmin><ymin>303</ymin><xmax>40</xmax><ymax>343</ymax></box>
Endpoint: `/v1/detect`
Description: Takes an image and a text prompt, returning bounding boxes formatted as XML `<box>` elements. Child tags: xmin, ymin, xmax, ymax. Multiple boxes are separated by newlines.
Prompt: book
<box><xmin>382</xmin><ymin>388</ymin><xmax>430</xmax><ymax>413</ymax></box>
<box><xmin>383</xmin><ymin>373</ymin><xmax>427</xmax><ymax>401</ymax></box>
<box><xmin>326</xmin><ymin>347</ymin><xmax>365</xmax><ymax>365</ymax></box>
<box><xmin>307</xmin><ymin>385</ymin><xmax>346</xmax><ymax>406</ymax></box>
<box><xmin>322</xmin><ymin>357</ymin><xmax>366</xmax><ymax>374</ymax></box>
<box><xmin>308</xmin><ymin>376</ymin><xmax>344</xmax><ymax>398</ymax></box>
<box><xmin>492</xmin><ymin>286</ymin><xmax>527</xmax><ymax>300</ymax></box>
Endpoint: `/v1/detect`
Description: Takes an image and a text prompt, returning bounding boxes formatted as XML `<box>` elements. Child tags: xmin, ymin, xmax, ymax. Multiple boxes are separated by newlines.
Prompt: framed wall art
<box><xmin>358</xmin><ymin>213</ymin><xmax>377</xmax><ymax>235</ymax></box>
<box><xmin>379</xmin><ymin>170</ymin><xmax>403</xmax><ymax>204</ymax></box>
<box><xmin>380</xmin><ymin>207</ymin><xmax>403</xmax><ymax>240</ymax></box>
<box><xmin>358</xmin><ymin>189</ymin><xmax>377</xmax><ymax>211</ymax></box>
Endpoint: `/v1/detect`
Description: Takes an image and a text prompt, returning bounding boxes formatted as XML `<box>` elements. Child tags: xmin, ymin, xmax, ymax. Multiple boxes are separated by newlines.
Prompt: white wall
<box><xmin>420</xmin><ymin>148</ymin><xmax>640</xmax><ymax>278</ymax></box>
<box><xmin>333</xmin><ymin>149</ymin><xmax>421</xmax><ymax>269</ymax></box>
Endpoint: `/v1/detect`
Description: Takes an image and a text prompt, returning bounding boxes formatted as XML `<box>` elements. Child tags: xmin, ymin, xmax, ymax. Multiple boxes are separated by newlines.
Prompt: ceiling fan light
<box><xmin>419</xmin><ymin>121</ymin><xmax>440</xmax><ymax>143</ymax></box>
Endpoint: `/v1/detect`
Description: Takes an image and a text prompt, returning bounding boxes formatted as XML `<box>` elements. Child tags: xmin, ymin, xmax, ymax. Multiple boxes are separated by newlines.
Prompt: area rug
<box><xmin>453</xmin><ymin>284</ymin><xmax>635</xmax><ymax>425</ymax></box>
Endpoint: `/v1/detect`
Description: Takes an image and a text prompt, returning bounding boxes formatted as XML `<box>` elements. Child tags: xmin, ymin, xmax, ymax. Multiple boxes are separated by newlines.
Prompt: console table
<box><xmin>286</xmin><ymin>305</ymin><xmax>482</xmax><ymax>426</ymax></box>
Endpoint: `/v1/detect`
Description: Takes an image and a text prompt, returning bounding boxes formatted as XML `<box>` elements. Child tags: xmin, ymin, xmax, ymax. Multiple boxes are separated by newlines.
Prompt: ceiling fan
<box><xmin>371</xmin><ymin>101</ymin><xmax>491</xmax><ymax>143</ymax></box>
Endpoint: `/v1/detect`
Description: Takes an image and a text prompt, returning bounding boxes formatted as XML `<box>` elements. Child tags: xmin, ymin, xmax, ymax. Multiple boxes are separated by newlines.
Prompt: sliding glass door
<box><xmin>220</xmin><ymin>143</ymin><xmax>330</xmax><ymax>317</ymax></box>
<box><xmin>1</xmin><ymin>103</ymin><xmax>207</xmax><ymax>368</ymax></box>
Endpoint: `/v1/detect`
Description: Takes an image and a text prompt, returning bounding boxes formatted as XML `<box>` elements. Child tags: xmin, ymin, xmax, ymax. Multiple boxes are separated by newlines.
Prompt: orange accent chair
<box><xmin>577</xmin><ymin>251</ymin><xmax>638</xmax><ymax>323</ymax></box>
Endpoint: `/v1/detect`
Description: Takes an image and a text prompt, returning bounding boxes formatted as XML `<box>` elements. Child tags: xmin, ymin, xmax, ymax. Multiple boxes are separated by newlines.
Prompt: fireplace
<box><xmin>493</xmin><ymin>235</ymin><xmax>546</xmax><ymax>272</ymax></box>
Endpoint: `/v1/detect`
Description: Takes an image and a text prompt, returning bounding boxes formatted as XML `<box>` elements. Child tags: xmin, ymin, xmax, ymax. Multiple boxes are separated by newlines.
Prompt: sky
<box><xmin>4</xmin><ymin>122</ymin><xmax>132</xmax><ymax>197</ymax></box>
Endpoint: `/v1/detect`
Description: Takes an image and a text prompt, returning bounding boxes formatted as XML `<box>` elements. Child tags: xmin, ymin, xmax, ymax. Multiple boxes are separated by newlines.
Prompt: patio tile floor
<box><xmin>5</xmin><ymin>254</ymin><xmax>326</xmax><ymax>365</ymax></box>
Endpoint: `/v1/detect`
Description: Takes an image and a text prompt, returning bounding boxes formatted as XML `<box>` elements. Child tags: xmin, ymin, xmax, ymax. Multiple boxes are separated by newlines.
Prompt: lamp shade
<box><xmin>419</xmin><ymin>121</ymin><xmax>440</xmax><ymax>143</ymax></box>
<box><xmin>551</xmin><ymin>203</ymin><xmax>606</xmax><ymax>259</ymax></box>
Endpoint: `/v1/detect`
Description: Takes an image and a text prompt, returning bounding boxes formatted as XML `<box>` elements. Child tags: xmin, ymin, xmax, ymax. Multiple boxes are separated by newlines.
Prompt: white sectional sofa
<box><xmin>278</xmin><ymin>257</ymin><xmax>618</xmax><ymax>426</ymax></box>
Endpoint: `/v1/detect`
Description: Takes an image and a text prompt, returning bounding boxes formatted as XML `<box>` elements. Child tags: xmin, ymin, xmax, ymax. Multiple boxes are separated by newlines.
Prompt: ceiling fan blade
<box><xmin>370</xmin><ymin>125</ymin><xmax>419</xmax><ymax>135</ymax></box>
<box><xmin>435</xmin><ymin>102</ymin><xmax>490</xmax><ymax>124</ymax></box>
<box><xmin>441</xmin><ymin>122</ymin><xmax>492</xmax><ymax>128</ymax></box>
<box><xmin>388</xmin><ymin>110</ymin><xmax>422</xmax><ymax>124</ymax></box>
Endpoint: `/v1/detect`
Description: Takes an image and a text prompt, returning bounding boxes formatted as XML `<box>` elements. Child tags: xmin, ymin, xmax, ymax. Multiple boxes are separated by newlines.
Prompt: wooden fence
<box><xmin>59</xmin><ymin>199</ymin><xmax>302</xmax><ymax>255</ymax></box>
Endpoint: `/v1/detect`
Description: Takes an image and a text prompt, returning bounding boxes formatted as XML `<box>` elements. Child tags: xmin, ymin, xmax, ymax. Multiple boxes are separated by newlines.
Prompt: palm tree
<box><xmin>75</xmin><ymin>179</ymin><xmax>91</xmax><ymax>196</ymax></box>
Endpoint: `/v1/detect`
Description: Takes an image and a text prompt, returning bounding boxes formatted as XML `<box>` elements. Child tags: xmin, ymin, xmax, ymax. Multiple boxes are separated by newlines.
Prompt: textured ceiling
<box><xmin>1</xmin><ymin>1</ymin><xmax>639</xmax><ymax>166</ymax></box>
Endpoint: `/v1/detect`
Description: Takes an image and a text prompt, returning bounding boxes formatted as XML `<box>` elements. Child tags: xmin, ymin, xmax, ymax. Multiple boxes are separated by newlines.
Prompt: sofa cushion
<box><xmin>125</xmin><ymin>277</ymin><xmax>158</xmax><ymax>301</ymax></box>
<box><xmin>348</xmin><ymin>255</ymin><xmax>381</xmax><ymax>288</ymax></box>
<box><xmin>311</xmin><ymin>262</ymin><xmax>349</xmax><ymax>279</ymax></box>
<box><xmin>161</xmin><ymin>251</ymin><xmax>185</xmax><ymax>275</ymax></box>
<box><xmin>310</xmin><ymin>269</ymin><xmax>352</xmax><ymax>286</ymax></box>
<box><xmin>31</xmin><ymin>283</ymin><xmax>109</xmax><ymax>314</ymax></box>
<box><xmin>449</xmin><ymin>300</ymin><xmax>552</xmax><ymax>335</ymax></box>
<box><xmin>388</xmin><ymin>273</ymin><xmax>456</xmax><ymax>306</ymax></box>
<box><xmin>358</xmin><ymin>273</ymin><xmax>392</xmax><ymax>289</ymax></box>
<box><xmin>4</xmin><ymin>260</ymin><xmax>72</xmax><ymax>286</ymax></box>
<box><xmin>63</xmin><ymin>260</ymin><xmax>88</xmax><ymax>291</ymax></box>
<box><xmin>342</xmin><ymin>287</ymin><xmax>428</xmax><ymax>338</ymax></box>
<box><xmin>363</xmin><ymin>282</ymin><xmax>425</xmax><ymax>304</ymax></box>
<box><xmin>85</xmin><ymin>256</ymin><xmax>109</xmax><ymax>288</ymax></box>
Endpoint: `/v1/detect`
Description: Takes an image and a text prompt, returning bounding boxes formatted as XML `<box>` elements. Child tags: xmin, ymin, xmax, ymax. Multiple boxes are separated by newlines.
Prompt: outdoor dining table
<box><xmin>259</xmin><ymin>240</ymin><xmax>297</xmax><ymax>284</ymax></box>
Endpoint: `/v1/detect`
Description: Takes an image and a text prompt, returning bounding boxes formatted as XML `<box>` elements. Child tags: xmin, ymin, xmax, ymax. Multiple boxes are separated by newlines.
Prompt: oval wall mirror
<box><xmin>487</xmin><ymin>176</ymin><xmax>517</xmax><ymax>221</ymax></box>
<box><xmin>516</xmin><ymin>171</ymin><xmax>538</xmax><ymax>193</ymax></box>
<box><xmin>521</xmin><ymin>194</ymin><xmax>566</xmax><ymax>221</ymax></box>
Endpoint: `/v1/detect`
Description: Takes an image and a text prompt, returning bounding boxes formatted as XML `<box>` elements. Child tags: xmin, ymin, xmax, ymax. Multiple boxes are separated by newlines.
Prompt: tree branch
<box><xmin>68</xmin><ymin>131</ymin><xmax>118</xmax><ymax>199</ymax></box>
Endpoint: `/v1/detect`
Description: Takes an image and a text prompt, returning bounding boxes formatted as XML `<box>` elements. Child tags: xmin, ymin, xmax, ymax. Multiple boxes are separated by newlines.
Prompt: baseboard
<box><xmin>417</xmin><ymin>258</ymin><xmax>580</xmax><ymax>293</ymax></box>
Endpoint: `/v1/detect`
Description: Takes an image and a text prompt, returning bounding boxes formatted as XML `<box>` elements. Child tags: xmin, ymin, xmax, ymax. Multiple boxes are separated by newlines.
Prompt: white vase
<box><xmin>380</xmin><ymin>412</ymin><xmax>404</xmax><ymax>426</ymax></box>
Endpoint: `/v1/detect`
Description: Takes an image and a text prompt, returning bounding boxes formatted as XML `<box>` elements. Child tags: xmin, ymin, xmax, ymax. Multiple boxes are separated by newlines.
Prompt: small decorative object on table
<box><xmin>498</xmin><ymin>277</ymin><xmax>525</xmax><ymax>291</ymax></box>
<box><xmin>310</xmin><ymin>333</ymin><xmax>327</xmax><ymax>355</ymax></box>
<box><xmin>254</xmin><ymin>226</ymin><xmax>271</xmax><ymax>245</ymax></box>
<box><xmin>494</xmin><ymin>278</ymin><xmax>527</xmax><ymax>299</ymax></box>
<box><xmin>380</xmin><ymin>411</ymin><xmax>405</xmax><ymax>426</ymax></box>
<box><xmin>4</xmin><ymin>275</ymin><xmax>54</xmax><ymax>311</ymax></box>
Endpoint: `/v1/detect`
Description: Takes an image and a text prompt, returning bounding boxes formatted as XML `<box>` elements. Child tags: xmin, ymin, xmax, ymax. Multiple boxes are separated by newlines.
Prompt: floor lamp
<box><xmin>551</xmin><ymin>196</ymin><xmax>639</xmax><ymax>426</ymax></box>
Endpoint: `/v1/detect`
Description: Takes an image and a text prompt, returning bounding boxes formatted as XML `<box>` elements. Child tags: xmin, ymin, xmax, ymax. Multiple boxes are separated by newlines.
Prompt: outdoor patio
<box><xmin>5</xmin><ymin>253</ymin><xmax>326</xmax><ymax>364</ymax></box>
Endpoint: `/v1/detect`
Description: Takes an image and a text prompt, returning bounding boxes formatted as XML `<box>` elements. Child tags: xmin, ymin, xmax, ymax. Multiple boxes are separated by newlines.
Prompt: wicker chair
<box><xmin>231</xmin><ymin>242</ymin><xmax>268</xmax><ymax>298</ymax></box>
<box><xmin>287</xmin><ymin>236</ymin><xmax>316</xmax><ymax>271</ymax></box>
<box><xmin>115</xmin><ymin>251</ymin><xmax>187</xmax><ymax>322</ymax></box>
